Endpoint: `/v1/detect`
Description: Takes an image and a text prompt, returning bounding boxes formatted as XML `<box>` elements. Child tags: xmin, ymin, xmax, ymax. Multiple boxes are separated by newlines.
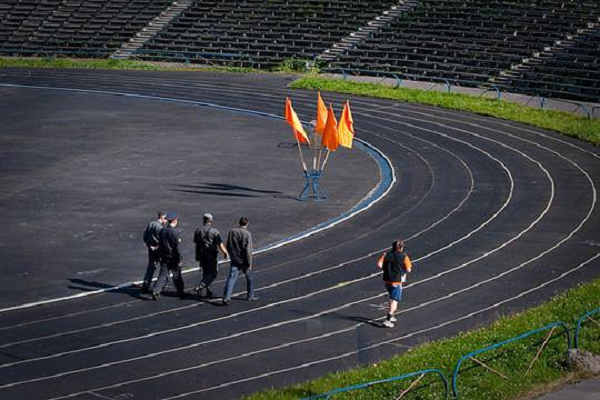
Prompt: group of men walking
<box><xmin>142</xmin><ymin>212</ymin><xmax>413</xmax><ymax>328</ymax></box>
<box><xmin>142</xmin><ymin>211</ymin><xmax>255</xmax><ymax>306</ymax></box>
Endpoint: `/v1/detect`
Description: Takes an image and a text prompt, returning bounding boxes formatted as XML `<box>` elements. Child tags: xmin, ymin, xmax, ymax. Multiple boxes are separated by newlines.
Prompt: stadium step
<box><xmin>318</xmin><ymin>0</ymin><xmax>419</xmax><ymax>63</ymax></box>
<box><xmin>111</xmin><ymin>0</ymin><xmax>194</xmax><ymax>60</ymax></box>
<box><xmin>487</xmin><ymin>22</ymin><xmax>600</xmax><ymax>88</ymax></box>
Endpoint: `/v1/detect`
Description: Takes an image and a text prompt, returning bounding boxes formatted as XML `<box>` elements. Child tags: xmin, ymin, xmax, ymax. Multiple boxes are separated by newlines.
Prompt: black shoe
<box><xmin>151</xmin><ymin>292</ymin><xmax>160</xmax><ymax>301</ymax></box>
<box><xmin>246</xmin><ymin>296</ymin><xmax>259</xmax><ymax>301</ymax></box>
<box><xmin>206</xmin><ymin>289</ymin><xmax>213</xmax><ymax>299</ymax></box>
<box><xmin>222</xmin><ymin>298</ymin><xmax>230</xmax><ymax>306</ymax></box>
<box><xmin>194</xmin><ymin>285</ymin><xmax>203</xmax><ymax>300</ymax></box>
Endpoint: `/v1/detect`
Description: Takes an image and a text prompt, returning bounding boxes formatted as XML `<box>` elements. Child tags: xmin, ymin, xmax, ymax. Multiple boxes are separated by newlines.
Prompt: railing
<box><xmin>320</xmin><ymin>67</ymin><xmax>482</xmax><ymax>92</ymax></box>
<box><xmin>575</xmin><ymin>307</ymin><xmax>600</xmax><ymax>351</ymax></box>
<box><xmin>302</xmin><ymin>368</ymin><xmax>449</xmax><ymax>399</ymax></box>
<box><xmin>319</xmin><ymin>68</ymin><xmax>599</xmax><ymax>119</ymax></box>
<box><xmin>451</xmin><ymin>322</ymin><xmax>571</xmax><ymax>399</ymax></box>
<box><xmin>0</xmin><ymin>48</ymin><xmax>112</xmax><ymax>57</ymax></box>
<box><xmin>132</xmin><ymin>49</ymin><xmax>254</xmax><ymax>68</ymax></box>
<box><xmin>300</xmin><ymin>307</ymin><xmax>600</xmax><ymax>400</ymax></box>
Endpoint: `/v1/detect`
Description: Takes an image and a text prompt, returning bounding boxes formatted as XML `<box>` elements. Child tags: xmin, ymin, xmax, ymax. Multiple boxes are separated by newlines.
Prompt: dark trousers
<box><xmin>142</xmin><ymin>248</ymin><xmax>160</xmax><ymax>292</ymax></box>
<box><xmin>153</xmin><ymin>260</ymin><xmax>184</xmax><ymax>297</ymax></box>
<box><xmin>198</xmin><ymin>253</ymin><xmax>219</xmax><ymax>291</ymax></box>
<box><xmin>223</xmin><ymin>264</ymin><xmax>254</xmax><ymax>301</ymax></box>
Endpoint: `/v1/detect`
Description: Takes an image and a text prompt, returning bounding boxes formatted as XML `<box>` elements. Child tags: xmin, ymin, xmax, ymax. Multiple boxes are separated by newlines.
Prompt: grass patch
<box><xmin>0</xmin><ymin>56</ymin><xmax>258</xmax><ymax>73</ymax></box>
<box><xmin>290</xmin><ymin>76</ymin><xmax>600</xmax><ymax>146</ymax></box>
<box><xmin>245</xmin><ymin>278</ymin><xmax>600</xmax><ymax>400</ymax></box>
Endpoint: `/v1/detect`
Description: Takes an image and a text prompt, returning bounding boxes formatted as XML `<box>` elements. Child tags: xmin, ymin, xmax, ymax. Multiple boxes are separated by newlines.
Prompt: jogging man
<box><xmin>377</xmin><ymin>240</ymin><xmax>412</xmax><ymax>328</ymax></box>
<box><xmin>193</xmin><ymin>213</ymin><xmax>228</xmax><ymax>299</ymax></box>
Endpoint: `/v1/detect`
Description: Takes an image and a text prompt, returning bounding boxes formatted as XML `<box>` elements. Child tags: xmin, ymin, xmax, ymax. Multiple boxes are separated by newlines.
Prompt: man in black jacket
<box><xmin>141</xmin><ymin>211</ymin><xmax>167</xmax><ymax>293</ymax></box>
<box><xmin>193</xmin><ymin>213</ymin><xmax>228</xmax><ymax>299</ymax></box>
<box><xmin>222</xmin><ymin>217</ymin><xmax>256</xmax><ymax>305</ymax></box>
<box><xmin>151</xmin><ymin>212</ymin><xmax>184</xmax><ymax>300</ymax></box>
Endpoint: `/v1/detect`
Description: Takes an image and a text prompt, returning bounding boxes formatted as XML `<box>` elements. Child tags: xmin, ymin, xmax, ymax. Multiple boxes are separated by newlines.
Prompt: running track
<box><xmin>0</xmin><ymin>69</ymin><xmax>599</xmax><ymax>400</ymax></box>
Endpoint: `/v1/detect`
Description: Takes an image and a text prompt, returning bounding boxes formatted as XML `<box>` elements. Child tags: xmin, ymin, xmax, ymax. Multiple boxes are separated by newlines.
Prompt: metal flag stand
<box><xmin>297</xmin><ymin>169</ymin><xmax>328</xmax><ymax>201</ymax></box>
<box><xmin>296</xmin><ymin>120</ymin><xmax>329</xmax><ymax>201</ymax></box>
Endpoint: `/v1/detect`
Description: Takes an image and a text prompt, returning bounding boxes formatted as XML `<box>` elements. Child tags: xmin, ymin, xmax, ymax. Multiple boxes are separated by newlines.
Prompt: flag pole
<box><xmin>295</xmin><ymin>136</ymin><xmax>308</xmax><ymax>172</ymax></box>
<box><xmin>316</xmin><ymin>146</ymin><xmax>324</xmax><ymax>171</ymax></box>
<box><xmin>320</xmin><ymin>149</ymin><xmax>331</xmax><ymax>173</ymax></box>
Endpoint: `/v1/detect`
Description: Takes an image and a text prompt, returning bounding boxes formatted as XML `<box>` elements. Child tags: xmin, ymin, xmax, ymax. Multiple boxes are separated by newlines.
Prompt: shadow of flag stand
<box><xmin>284</xmin><ymin>94</ymin><xmax>354</xmax><ymax>201</ymax></box>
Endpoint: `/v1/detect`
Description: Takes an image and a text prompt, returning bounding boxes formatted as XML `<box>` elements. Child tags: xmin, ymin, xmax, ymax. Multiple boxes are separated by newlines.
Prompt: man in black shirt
<box><xmin>193</xmin><ymin>213</ymin><xmax>228</xmax><ymax>299</ymax></box>
<box><xmin>151</xmin><ymin>212</ymin><xmax>184</xmax><ymax>300</ymax></box>
<box><xmin>141</xmin><ymin>211</ymin><xmax>167</xmax><ymax>293</ymax></box>
<box><xmin>376</xmin><ymin>240</ymin><xmax>413</xmax><ymax>328</ymax></box>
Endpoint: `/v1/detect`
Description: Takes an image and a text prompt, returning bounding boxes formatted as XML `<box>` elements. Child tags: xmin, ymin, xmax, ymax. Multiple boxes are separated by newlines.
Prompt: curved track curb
<box><xmin>0</xmin><ymin>83</ymin><xmax>396</xmax><ymax>313</ymax></box>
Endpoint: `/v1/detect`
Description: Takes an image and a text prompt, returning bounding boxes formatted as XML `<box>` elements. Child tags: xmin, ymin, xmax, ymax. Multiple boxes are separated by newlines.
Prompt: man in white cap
<box><xmin>193</xmin><ymin>213</ymin><xmax>228</xmax><ymax>299</ymax></box>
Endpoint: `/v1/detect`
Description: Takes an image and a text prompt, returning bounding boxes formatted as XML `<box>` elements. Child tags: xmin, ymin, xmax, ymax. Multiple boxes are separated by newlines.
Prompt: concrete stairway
<box><xmin>318</xmin><ymin>0</ymin><xmax>419</xmax><ymax>64</ymax></box>
<box><xmin>488</xmin><ymin>20</ymin><xmax>600</xmax><ymax>88</ymax></box>
<box><xmin>111</xmin><ymin>0</ymin><xmax>194</xmax><ymax>60</ymax></box>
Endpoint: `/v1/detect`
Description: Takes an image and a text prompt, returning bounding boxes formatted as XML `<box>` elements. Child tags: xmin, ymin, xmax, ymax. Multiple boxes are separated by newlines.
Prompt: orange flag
<box><xmin>315</xmin><ymin>91</ymin><xmax>328</xmax><ymax>135</ymax></box>
<box><xmin>337</xmin><ymin>101</ymin><xmax>354</xmax><ymax>149</ymax></box>
<box><xmin>284</xmin><ymin>97</ymin><xmax>310</xmax><ymax>144</ymax></box>
<box><xmin>321</xmin><ymin>104</ymin><xmax>339</xmax><ymax>151</ymax></box>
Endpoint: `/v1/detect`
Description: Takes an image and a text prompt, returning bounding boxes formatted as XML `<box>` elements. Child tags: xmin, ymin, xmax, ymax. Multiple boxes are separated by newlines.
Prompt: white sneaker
<box><xmin>389</xmin><ymin>315</ymin><xmax>397</xmax><ymax>323</ymax></box>
<box><xmin>382</xmin><ymin>319</ymin><xmax>395</xmax><ymax>328</ymax></box>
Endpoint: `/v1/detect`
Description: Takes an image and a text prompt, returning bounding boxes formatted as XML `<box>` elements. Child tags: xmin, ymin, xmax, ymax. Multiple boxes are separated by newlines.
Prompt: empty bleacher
<box><xmin>330</xmin><ymin>0</ymin><xmax>600</xmax><ymax>96</ymax></box>
<box><xmin>495</xmin><ymin>28</ymin><xmax>600</xmax><ymax>102</ymax></box>
<box><xmin>0</xmin><ymin>0</ymin><xmax>599</xmax><ymax>102</ymax></box>
<box><xmin>135</xmin><ymin>0</ymin><xmax>399</xmax><ymax>68</ymax></box>
<box><xmin>0</xmin><ymin>0</ymin><xmax>172</xmax><ymax>57</ymax></box>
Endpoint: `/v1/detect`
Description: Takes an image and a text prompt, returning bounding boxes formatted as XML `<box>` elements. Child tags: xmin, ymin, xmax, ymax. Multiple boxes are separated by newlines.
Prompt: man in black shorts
<box><xmin>377</xmin><ymin>240</ymin><xmax>413</xmax><ymax>328</ymax></box>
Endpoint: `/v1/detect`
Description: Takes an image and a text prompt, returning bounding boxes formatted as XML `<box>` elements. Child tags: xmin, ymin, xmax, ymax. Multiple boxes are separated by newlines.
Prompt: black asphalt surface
<box><xmin>0</xmin><ymin>69</ymin><xmax>599</xmax><ymax>400</ymax></box>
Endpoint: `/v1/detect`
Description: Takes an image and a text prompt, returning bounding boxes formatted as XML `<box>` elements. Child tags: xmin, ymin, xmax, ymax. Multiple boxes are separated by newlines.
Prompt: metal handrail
<box><xmin>575</xmin><ymin>307</ymin><xmax>600</xmax><ymax>350</ymax></box>
<box><xmin>302</xmin><ymin>368</ymin><xmax>449</xmax><ymax>399</ymax></box>
<box><xmin>452</xmin><ymin>322</ymin><xmax>571</xmax><ymax>399</ymax></box>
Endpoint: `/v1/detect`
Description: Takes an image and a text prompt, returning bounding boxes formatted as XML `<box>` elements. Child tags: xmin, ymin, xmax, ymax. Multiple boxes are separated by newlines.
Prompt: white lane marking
<box><xmin>7</xmin><ymin>70</ymin><xmax>597</xmax><ymax>161</ymax></box>
<box><xmin>46</xmin><ymin>251</ymin><xmax>600</xmax><ymax>400</ymax></box>
<box><xmin>6</xmin><ymin>119</ymin><xmax>563</xmax><ymax>390</ymax></box>
<box><xmin>0</xmin><ymin>120</ymin><xmax>509</xmax><ymax>363</ymax></box>
<box><xmin>0</xmin><ymin>84</ymin><xmax>396</xmax><ymax>314</ymax></box>
<box><xmin>4</xmin><ymin>79</ymin><xmax>596</xmax><ymax>396</ymax></box>
<box><xmin>0</xmin><ymin>119</ymin><xmax>539</xmax><ymax>392</ymax></box>
<box><xmin>0</xmin><ymin>300</ymin><xmax>139</xmax><ymax>332</ymax></box>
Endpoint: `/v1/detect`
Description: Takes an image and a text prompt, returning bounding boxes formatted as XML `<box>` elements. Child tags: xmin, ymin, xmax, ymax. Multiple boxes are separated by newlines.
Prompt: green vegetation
<box><xmin>0</xmin><ymin>56</ymin><xmax>257</xmax><ymax>73</ymax></box>
<box><xmin>291</xmin><ymin>76</ymin><xmax>600</xmax><ymax>146</ymax></box>
<box><xmin>271</xmin><ymin>58</ymin><xmax>313</xmax><ymax>73</ymax></box>
<box><xmin>245</xmin><ymin>278</ymin><xmax>600</xmax><ymax>400</ymax></box>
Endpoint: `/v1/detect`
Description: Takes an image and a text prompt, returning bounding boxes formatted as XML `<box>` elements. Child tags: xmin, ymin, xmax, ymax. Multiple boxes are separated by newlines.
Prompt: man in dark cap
<box><xmin>193</xmin><ymin>213</ymin><xmax>228</xmax><ymax>299</ymax></box>
<box><xmin>151</xmin><ymin>212</ymin><xmax>185</xmax><ymax>300</ymax></box>
<box><xmin>141</xmin><ymin>211</ymin><xmax>167</xmax><ymax>293</ymax></box>
<box><xmin>222</xmin><ymin>217</ymin><xmax>256</xmax><ymax>306</ymax></box>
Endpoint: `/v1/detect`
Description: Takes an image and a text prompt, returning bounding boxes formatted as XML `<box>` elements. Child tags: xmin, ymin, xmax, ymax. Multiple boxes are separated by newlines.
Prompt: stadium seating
<box><xmin>495</xmin><ymin>29</ymin><xmax>600</xmax><ymax>102</ymax></box>
<box><xmin>135</xmin><ymin>0</ymin><xmax>400</xmax><ymax>68</ymax></box>
<box><xmin>0</xmin><ymin>0</ymin><xmax>598</xmax><ymax>102</ymax></box>
<box><xmin>330</xmin><ymin>0</ymin><xmax>600</xmax><ymax>98</ymax></box>
<box><xmin>0</xmin><ymin>0</ymin><xmax>172</xmax><ymax>57</ymax></box>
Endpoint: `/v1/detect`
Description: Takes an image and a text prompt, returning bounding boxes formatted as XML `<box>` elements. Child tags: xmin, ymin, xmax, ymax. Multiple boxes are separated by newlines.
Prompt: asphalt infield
<box><xmin>0</xmin><ymin>68</ymin><xmax>598</xmax><ymax>400</ymax></box>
